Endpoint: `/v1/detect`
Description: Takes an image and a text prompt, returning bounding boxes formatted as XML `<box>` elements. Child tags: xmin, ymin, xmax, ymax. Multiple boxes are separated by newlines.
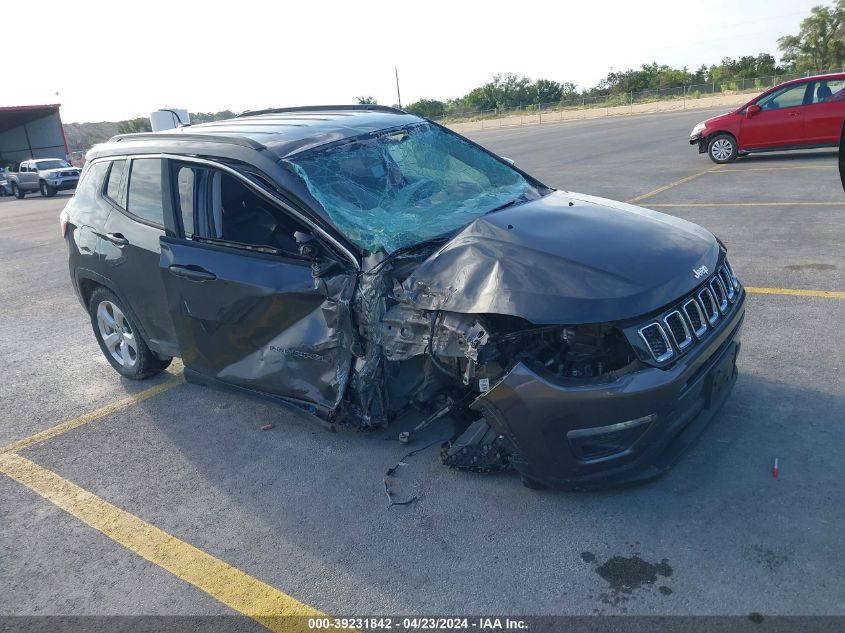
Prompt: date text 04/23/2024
<box><xmin>307</xmin><ymin>617</ymin><xmax>528</xmax><ymax>630</ymax></box>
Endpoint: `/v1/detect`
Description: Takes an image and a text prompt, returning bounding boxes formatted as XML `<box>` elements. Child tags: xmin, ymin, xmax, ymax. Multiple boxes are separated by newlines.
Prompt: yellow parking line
<box><xmin>648</xmin><ymin>202</ymin><xmax>844</xmax><ymax>207</ymax></box>
<box><xmin>1</xmin><ymin>375</ymin><xmax>185</xmax><ymax>454</ymax></box>
<box><xmin>0</xmin><ymin>452</ymin><xmax>334</xmax><ymax>633</ymax></box>
<box><xmin>625</xmin><ymin>164</ymin><xmax>723</xmax><ymax>204</ymax></box>
<box><xmin>746</xmin><ymin>286</ymin><xmax>845</xmax><ymax>299</ymax></box>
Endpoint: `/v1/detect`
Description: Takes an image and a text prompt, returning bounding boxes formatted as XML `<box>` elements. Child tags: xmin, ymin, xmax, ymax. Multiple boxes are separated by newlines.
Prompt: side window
<box><xmin>175</xmin><ymin>165</ymin><xmax>196</xmax><ymax>236</ymax></box>
<box><xmin>104</xmin><ymin>159</ymin><xmax>127</xmax><ymax>206</ymax></box>
<box><xmin>193</xmin><ymin>168</ymin><xmax>309</xmax><ymax>257</ymax></box>
<box><xmin>810</xmin><ymin>79</ymin><xmax>845</xmax><ymax>104</ymax></box>
<box><xmin>758</xmin><ymin>83</ymin><xmax>808</xmax><ymax>110</ymax></box>
<box><xmin>126</xmin><ymin>158</ymin><xmax>164</xmax><ymax>225</ymax></box>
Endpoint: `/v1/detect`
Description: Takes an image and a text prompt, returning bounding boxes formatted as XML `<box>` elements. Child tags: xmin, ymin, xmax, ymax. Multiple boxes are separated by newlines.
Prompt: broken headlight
<box><xmin>495</xmin><ymin>322</ymin><xmax>638</xmax><ymax>381</ymax></box>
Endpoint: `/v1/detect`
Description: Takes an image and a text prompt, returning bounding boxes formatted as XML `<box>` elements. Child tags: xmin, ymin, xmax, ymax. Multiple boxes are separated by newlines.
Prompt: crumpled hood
<box><xmin>402</xmin><ymin>191</ymin><xmax>721</xmax><ymax>324</ymax></box>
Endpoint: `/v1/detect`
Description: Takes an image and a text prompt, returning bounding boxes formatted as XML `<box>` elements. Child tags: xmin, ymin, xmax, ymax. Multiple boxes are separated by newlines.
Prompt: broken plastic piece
<box><xmin>260</xmin><ymin>423</ymin><xmax>274</xmax><ymax>431</ymax></box>
<box><xmin>772</xmin><ymin>457</ymin><xmax>779</xmax><ymax>478</ymax></box>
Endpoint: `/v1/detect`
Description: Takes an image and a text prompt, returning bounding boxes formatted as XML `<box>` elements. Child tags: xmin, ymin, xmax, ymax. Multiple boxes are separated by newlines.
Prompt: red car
<box><xmin>690</xmin><ymin>73</ymin><xmax>845</xmax><ymax>163</ymax></box>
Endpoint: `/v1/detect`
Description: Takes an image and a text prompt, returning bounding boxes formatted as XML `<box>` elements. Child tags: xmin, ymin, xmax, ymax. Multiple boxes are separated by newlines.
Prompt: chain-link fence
<box><xmin>436</xmin><ymin>69</ymin><xmax>845</xmax><ymax>130</ymax></box>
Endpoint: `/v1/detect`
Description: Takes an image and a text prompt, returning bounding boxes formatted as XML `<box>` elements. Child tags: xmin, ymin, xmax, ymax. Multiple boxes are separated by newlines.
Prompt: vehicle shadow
<box><xmin>107</xmin><ymin>367</ymin><xmax>845</xmax><ymax>612</ymax></box>
<box><xmin>736</xmin><ymin>150</ymin><xmax>837</xmax><ymax>163</ymax></box>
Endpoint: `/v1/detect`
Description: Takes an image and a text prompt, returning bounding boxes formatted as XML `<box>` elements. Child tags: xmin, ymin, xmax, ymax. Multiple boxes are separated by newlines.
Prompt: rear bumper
<box><xmin>471</xmin><ymin>295</ymin><xmax>745</xmax><ymax>489</ymax></box>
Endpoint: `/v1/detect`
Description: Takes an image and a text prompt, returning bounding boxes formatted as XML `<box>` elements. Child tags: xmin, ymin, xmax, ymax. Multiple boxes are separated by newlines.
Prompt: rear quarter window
<box><xmin>64</xmin><ymin>162</ymin><xmax>110</xmax><ymax>223</ymax></box>
<box><xmin>105</xmin><ymin>159</ymin><xmax>127</xmax><ymax>205</ymax></box>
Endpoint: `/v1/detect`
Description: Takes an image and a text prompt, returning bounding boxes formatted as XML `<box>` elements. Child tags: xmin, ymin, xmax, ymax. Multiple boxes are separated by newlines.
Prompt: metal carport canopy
<box><xmin>0</xmin><ymin>104</ymin><xmax>69</xmax><ymax>165</ymax></box>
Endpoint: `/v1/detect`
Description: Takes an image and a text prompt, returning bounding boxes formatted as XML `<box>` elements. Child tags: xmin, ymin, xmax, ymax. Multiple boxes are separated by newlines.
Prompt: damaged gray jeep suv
<box><xmin>62</xmin><ymin>105</ymin><xmax>744</xmax><ymax>489</ymax></box>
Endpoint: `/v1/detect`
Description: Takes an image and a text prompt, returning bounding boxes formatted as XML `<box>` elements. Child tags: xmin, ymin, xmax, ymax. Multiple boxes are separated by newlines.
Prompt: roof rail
<box><xmin>108</xmin><ymin>132</ymin><xmax>266</xmax><ymax>150</ymax></box>
<box><xmin>235</xmin><ymin>104</ymin><xmax>407</xmax><ymax>118</ymax></box>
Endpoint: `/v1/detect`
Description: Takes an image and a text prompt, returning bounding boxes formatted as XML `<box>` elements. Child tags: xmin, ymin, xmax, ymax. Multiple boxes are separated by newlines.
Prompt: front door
<box><xmin>158</xmin><ymin>161</ymin><xmax>357</xmax><ymax>416</ymax></box>
<box><xmin>740</xmin><ymin>81</ymin><xmax>810</xmax><ymax>149</ymax></box>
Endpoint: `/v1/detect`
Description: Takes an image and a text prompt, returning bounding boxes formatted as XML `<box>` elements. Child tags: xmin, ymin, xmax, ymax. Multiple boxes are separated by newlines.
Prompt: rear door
<box><xmin>740</xmin><ymin>81</ymin><xmax>810</xmax><ymax>149</ymax></box>
<box><xmin>158</xmin><ymin>160</ymin><xmax>357</xmax><ymax>416</ymax></box>
<box><xmin>21</xmin><ymin>162</ymin><xmax>38</xmax><ymax>189</ymax></box>
<box><xmin>100</xmin><ymin>157</ymin><xmax>180</xmax><ymax>356</ymax></box>
<box><xmin>803</xmin><ymin>78</ymin><xmax>845</xmax><ymax>145</ymax></box>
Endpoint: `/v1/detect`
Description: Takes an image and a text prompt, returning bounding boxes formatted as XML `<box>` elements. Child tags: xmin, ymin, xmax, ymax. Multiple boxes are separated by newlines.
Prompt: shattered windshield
<box><xmin>285</xmin><ymin>122</ymin><xmax>543</xmax><ymax>254</ymax></box>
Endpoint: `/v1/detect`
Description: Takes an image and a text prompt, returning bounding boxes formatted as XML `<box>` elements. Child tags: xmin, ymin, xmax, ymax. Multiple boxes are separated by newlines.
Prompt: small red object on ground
<box><xmin>772</xmin><ymin>458</ymin><xmax>779</xmax><ymax>478</ymax></box>
<box><xmin>260</xmin><ymin>423</ymin><xmax>274</xmax><ymax>431</ymax></box>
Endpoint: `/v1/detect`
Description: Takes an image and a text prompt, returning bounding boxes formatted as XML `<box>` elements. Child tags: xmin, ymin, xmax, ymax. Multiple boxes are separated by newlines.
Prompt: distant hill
<box><xmin>64</xmin><ymin>110</ymin><xmax>236</xmax><ymax>154</ymax></box>
<box><xmin>64</xmin><ymin>121</ymin><xmax>119</xmax><ymax>153</ymax></box>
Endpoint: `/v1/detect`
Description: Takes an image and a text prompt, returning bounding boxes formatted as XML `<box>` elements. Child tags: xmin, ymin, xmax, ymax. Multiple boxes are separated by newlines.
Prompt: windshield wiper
<box><xmin>484</xmin><ymin>196</ymin><xmax>526</xmax><ymax>215</ymax></box>
<box><xmin>370</xmin><ymin>235</ymin><xmax>453</xmax><ymax>273</ymax></box>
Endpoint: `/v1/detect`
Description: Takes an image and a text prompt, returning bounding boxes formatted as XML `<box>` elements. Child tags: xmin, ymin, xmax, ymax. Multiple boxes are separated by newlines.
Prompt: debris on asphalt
<box><xmin>383</xmin><ymin>437</ymin><xmax>448</xmax><ymax>508</ymax></box>
<box><xmin>773</xmin><ymin>457</ymin><xmax>779</xmax><ymax>478</ymax></box>
<box><xmin>260</xmin><ymin>423</ymin><xmax>274</xmax><ymax>431</ymax></box>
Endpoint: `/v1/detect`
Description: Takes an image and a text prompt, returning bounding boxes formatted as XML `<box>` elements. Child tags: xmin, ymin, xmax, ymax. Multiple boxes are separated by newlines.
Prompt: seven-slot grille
<box><xmin>638</xmin><ymin>259</ymin><xmax>741</xmax><ymax>363</ymax></box>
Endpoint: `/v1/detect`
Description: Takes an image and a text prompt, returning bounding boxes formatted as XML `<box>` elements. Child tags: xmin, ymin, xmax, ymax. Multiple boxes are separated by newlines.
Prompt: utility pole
<box><xmin>394</xmin><ymin>67</ymin><xmax>402</xmax><ymax>109</ymax></box>
<box><xmin>537</xmin><ymin>84</ymin><xmax>541</xmax><ymax>123</ymax></box>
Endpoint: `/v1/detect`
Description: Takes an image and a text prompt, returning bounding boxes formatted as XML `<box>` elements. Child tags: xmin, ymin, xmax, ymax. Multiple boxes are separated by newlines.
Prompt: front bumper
<box><xmin>690</xmin><ymin>134</ymin><xmax>707</xmax><ymax>153</ymax></box>
<box><xmin>471</xmin><ymin>293</ymin><xmax>745</xmax><ymax>489</ymax></box>
<box><xmin>49</xmin><ymin>178</ymin><xmax>79</xmax><ymax>191</ymax></box>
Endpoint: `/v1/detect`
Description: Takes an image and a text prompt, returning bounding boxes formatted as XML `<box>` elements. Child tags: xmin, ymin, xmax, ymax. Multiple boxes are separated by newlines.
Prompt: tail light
<box><xmin>59</xmin><ymin>209</ymin><xmax>69</xmax><ymax>238</ymax></box>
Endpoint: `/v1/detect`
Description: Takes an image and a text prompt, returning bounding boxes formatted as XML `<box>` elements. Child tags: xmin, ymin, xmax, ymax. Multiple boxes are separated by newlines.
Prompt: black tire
<box><xmin>12</xmin><ymin>183</ymin><xmax>25</xmax><ymax>199</ymax></box>
<box><xmin>40</xmin><ymin>180</ymin><xmax>57</xmax><ymax>197</ymax></box>
<box><xmin>707</xmin><ymin>133</ymin><xmax>738</xmax><ymax>164</ymax></box>
<box><xmin>88</xmin><ymin>287</ymin><xmax>171</xmax><ymax>380</ymax></box>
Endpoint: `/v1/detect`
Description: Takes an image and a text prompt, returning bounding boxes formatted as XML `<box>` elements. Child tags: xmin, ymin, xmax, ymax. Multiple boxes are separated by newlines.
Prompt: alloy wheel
<box><xmin>96</xmin><ymin>300</ymin><xmax>138</xmax><ymax>368</ymax></box>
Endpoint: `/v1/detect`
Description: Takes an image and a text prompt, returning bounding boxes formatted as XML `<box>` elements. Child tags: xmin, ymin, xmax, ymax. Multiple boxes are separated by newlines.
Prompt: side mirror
<box><xmin>746</xmin><ymin>104</ymin><xmax>761</xmax><ymax>118</ymax></box>
<box><xmin>500</xmin><ymin>156</ymin><xmax>516</xmax><ymax>166</ymax></box>
<box><xmin>294</xmin><ymin>231</ymin><xmax>320</xmax><ymax>259</ymax></box>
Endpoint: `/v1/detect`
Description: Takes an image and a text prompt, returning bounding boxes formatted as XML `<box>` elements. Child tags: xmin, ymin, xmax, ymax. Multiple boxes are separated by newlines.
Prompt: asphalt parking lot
<box><xmin>2</xmin><ymin>106</ymin><xmax>844</xmax><ymax>625</ymax></box>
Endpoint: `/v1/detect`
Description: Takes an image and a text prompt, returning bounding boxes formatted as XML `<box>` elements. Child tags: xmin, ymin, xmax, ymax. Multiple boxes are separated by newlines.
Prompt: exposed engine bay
<box><xmin>339</xmin><ymin>243</ymin><xmax>638</xmax><ymax>474</ymax></box>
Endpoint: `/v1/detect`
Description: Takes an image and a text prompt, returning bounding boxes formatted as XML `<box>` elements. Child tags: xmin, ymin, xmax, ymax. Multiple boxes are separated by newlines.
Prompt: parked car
<box><xmin>690</xmin><ymin>73</ymin><xmax>845</xmax><ymax>163</ymax></box>
<box><xmin>7</xmin><ymin>158</ymin><xmax>81</xmax><ymax>198</ymax></box>
<box><xmin>62</xmin><ymin>105</ymin><xmax>745</xmax><ymax>490</ymax></box>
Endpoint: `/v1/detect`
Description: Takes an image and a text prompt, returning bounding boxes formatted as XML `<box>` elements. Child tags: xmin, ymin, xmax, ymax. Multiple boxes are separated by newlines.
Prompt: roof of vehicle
<box><xmin>775</xmin><ymin>72</ymin><xmax>845</xmax><ymax>87</ymax></box>
<box><xmin>108</xmin><ymin>105</ymin><xmax>423</xmax><ymax>159</ymax></box>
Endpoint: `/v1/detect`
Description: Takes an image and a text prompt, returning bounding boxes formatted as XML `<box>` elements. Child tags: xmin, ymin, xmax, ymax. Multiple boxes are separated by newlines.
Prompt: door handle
<box><xmin>787</xmin><ymin>111</ymin><xmax>800</xmax><ymax>116</ymax></box>
<box><xmin>168</xmin><ymin>264</ymin><xmax>217</xmax><ymax>282</ymax></box>
<box><xmin>103</xmin><ymin>232</ymin><xmax>129</xmax><ymax>246</ymax></box>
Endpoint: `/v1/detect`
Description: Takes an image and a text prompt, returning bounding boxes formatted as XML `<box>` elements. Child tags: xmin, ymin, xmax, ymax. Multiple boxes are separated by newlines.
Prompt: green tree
<box><xmin>116</xmin><ymin>117</ymin><xmax>152</xmax><ymax>134</ymax></box>
<box><xmin>458</xmin><ymin>73</ymin><xmax>540</xmax><ymax>110</ymax></box>
<box><xmin>404</xmin><ymin>98</ymin><xmax>447</xmax><ymax>119</ymax></box>
<box><xmin>779</xmin><ymin>1</ymin><xmax>845</xmax><ymax>72</ymax></box>
<box><xmin>189</xmin><ymin>110</ymin><xmax>236</xmax><ymax>123</ymax></box>
<box><xmin>356</xmin><ymin>96</ymin><xmax>378</xmax><ymax>104</ymax></box>
<box><xmin>534</xmin><ymin>79</ymin><xmax>562</xmax><ymax>103</ymax></box>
